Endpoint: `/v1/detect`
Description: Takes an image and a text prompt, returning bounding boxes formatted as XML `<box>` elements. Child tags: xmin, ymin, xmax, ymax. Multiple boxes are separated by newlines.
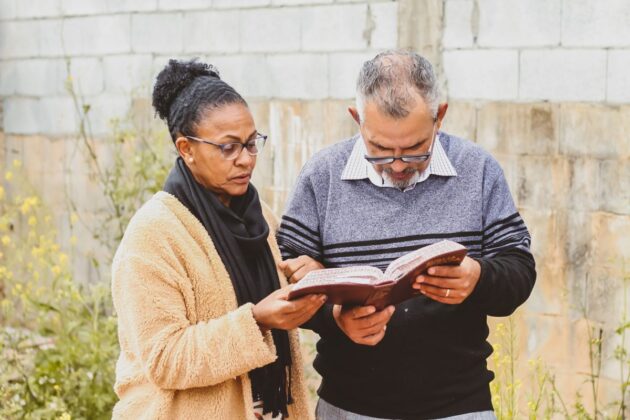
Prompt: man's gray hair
<box><xmin>356</xmin><ymin>50</ymin><xmax>439</xmax><ymax>122</ymax></box>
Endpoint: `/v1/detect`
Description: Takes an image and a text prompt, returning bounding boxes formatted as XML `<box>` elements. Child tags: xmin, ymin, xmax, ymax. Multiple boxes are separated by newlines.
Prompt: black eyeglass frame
<box><xmin>185</xmin><ymin>133</ymin><xmax>268</xmax><ymax>160</ymax></box>
<box><xmin>363</xmin><ymin>118</ymin><xmax>438</xmax><ymax>165</ymax></box>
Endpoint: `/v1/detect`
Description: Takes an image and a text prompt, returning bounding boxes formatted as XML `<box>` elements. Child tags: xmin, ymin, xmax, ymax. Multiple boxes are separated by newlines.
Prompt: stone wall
<box><xmin>1</xmin><ymin>0</ymin><xmax>629</xmax><ymax>414</ymax></box>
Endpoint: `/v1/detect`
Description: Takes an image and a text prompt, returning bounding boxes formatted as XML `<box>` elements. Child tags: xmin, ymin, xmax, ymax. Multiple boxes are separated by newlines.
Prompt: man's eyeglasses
<box><xmin>363</xmin><ymin>119</ymin><xmax>437</xmax><ymax>165</ymax></box>
<box><xmin>185</xmin><ymin>133</ymin><xmax>268</xmax><ymax>160</ymax></box>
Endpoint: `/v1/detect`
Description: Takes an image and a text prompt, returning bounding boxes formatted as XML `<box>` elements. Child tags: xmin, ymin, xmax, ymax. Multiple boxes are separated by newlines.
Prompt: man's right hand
<box><xmin>333</xmin><ymin>304</ymin><xmax>395</xmax><ymax>346</ymax></box>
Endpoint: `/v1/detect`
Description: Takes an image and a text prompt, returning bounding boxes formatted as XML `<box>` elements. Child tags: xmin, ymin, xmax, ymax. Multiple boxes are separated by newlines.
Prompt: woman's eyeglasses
<box><xmin>185</xmin><ymin>133</ymin><xmax>267</xmax><ymax>160</ymax></box>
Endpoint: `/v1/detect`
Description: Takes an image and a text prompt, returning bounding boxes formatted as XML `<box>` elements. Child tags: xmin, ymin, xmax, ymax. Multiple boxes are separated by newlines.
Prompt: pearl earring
<box><xmin>188</xmin><ymin>158</ymin><xmax>193</xmax><ymax>163</ymax></box>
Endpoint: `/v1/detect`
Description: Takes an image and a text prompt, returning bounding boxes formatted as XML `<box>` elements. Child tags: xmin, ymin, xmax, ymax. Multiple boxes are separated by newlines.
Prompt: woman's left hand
<box><xmin>252</xmin><ymin>286</ymin><xmax>327</xmax><ymax>332</ymax></box>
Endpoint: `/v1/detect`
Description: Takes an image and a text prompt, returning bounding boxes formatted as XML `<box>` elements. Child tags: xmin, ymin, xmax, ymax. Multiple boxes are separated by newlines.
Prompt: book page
<box><xmin>293</xmin><ymin>266</ymin><xmax>384</xmax><ymax>290</ymax></box>
<box><xmin>384</xmin><ymin>247</ymin><xmax>430</xmax><ymax>280</ymax></box>
<box><xmin>384</xmin><ymin>240</ymin><xmax>463</xmax><ymax>280</ymax></box>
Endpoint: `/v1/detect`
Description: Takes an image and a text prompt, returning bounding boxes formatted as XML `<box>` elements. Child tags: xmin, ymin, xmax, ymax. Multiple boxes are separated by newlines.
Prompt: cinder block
<box><xmin>61</xmin><ymin>0</ymin><xmax>156</xmax><ymax>15</ymax></box>
<box><xmin>440</xmin><ymin>100</ymin><xmax>477</xmax><ymax>142</ymax></box>
<box><xmin>103</xmin><ymin>55</ymin><xmax>154</xmax><ymax>96</ymax></box>
<box><xmin>442</xmin><ymin>0</ymin><xmax>474</xmax><ymax>48</ymax></box>
<box><xmin>563</xmin><ymin>0</ymin><xmax>630</xmax><ymax>47</ymax></box>
<box><xmin>3</xmin><ymin>98</ymin><xmax>40</xmax><ymax>135</ymax></box>
<box><xmin>516</xmin><ymin>155</ymin><xmax>570</xmax><ymax>211</ymax></box>
<box><xmin>0</xmin><ymin>21</ymin><xmax>40</xmax><ymax>58</ymax></box>
<box><xmin>183</xmin><ymin>10</ymin><xmax>239</xmax><ymax>53</ymax></box>
<box><xmin>38</xmin><ymin>20</ymin><xmax>64</xmax><ymax>57</ymax></box>
<box><xmin>328</xmin><ymin>52</ymin><xmax>374</xmax><ymax>99</ymax></box>
<box><xmin>67</xmin><ymin>58</ymin><xmax>104</xmax><ymax>96</ymax></box>
<box><xmin>0</xmin><ymin>61</ymin><xmax>16</xmax><ymax>96</ymax></box>
<box><xmin>62</xmin><ymin>15</ymin><xmax>131</xmax><ymax>55</ymax></box>
<box><xmin>60</xmin><ymin>0</ymin><xmax>108</xmax><ymax>15</ymax></box>
<box><xmin>520</xmin><ymin>49</ymin><xmax>606</xmax><ymax>102</ymax></box>
<box><xmin>369</xmin><ymin>1</ymin><xmax>398</xmax><ymax>49</ymax></box>
<box><xmin>476</xmin><ymin>0</ymin><xmax>561</xmax><ymax>47</ymax></box>
<box><xmin>599</xmin><ymin>160</ymin><xmax>630</xmax><ymax>215</ymax></box>
<box><xmin>607</xmin><ymin>49</ymin><xmax>630</xmax><ymax>103</ymax></box>
<box><xmin>271</xmin><ymin>0</ymin><xmax>332</xmax><ymax>5</ymax></box>
<box><xmin>108</xmin><ymin>0</ymin><xmax>158</xmax><ymax>12</ymax></box>
<box><xmin>443</xmin><ymin>49</ymin><xmax>518</xmax><ymax>100</ymax></box>
<box><xmin>83</xmin><ymin>94</ymin><xmax>132</xmax><ymax>136</ymax></box>
<box><xmin>132</xmin><ymin>13</ymin><xmax>183</xmax><ymax>53</ymax></box>
<box><xmin>158</xmin><ymin>0</ymin><xmax>208</xmax><ymax>10</ymax></box>
<box><xmin>476</xmin><ymin>102</ymin><xmax>559</xmax><ymax>156</ymax></box>
<box><xmin>207</xmin><ymin>54</ymin><xmax>271</xmax><ymax>99</ymax></box>
<box><xmin>566</xmin><ymin>157</ymin><xmax>602</xmax><ymax>212</ymax></box>
<box><xmin>301</xmin><ymin>4</ymin><xmax>368</xmax><ymax>51</ymax></box>
<box><xmin>0</xmin><ymin>0</ymin><xmax>17</xmax><ymax>20</ymax></box>
<box><xmin>16</xmin><ymin>0</ymin><xmax>61</xmax><ymax>18</ymax></box>
<box><xmin>213</xmin><ymin>0</ymin><xmax>270</xmax><ymax>8</ymax></box>
<box><xmin>11</xmin><ymin>59</ymin><xmax>64</xmax><ymax>96</ymax></box>
<box><xmin>39</xmin><ymin>96</ymin><xmax>78</xmax><ymax>135</ymax></box>
<box><xmin>559</xmin><ymin>104</ymin><xmax>630</xmax><ymax>160</ymax></box>
<box><xmin>266</xmin><ymin>54</ymin><xmax>328</xmax><ymax>99</ymax></box>
<box><xmin>240</xmin><ymin>8</ymin><xmax>300</xmax><ymax>52</ymax></box>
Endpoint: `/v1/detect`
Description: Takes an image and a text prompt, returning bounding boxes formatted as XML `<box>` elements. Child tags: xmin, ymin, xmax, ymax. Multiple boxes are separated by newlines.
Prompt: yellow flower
<box><xmin>51</xmin><ymin>265</ymin><xmax>61</xmax><ymax>276</ymax></box>
<box><xmin>59</xmin><ymin>253</ymin><xmax>68</xmax><ymax>266</ymax></box>
<box><xmin>70</xmin><ymin>212</ymin><xmax>78</xmax><ymax>224</ymax></box>
<box><xmin>12</xmin><ymin>159</ymin><xmax>22</xmax><ymax>168</ymax></box>
<box><xmin>4</xmin><ymin>171</ymin><xmax>13</xmax><ymax>181</ymax></box>
<box><xmin>1</xmin><ymin>235</ymin><xmax>10</xmax><ymax>246</ymax></box>
<box><xmin>0</xmin><ymin>186</ymin><xmax>4</xmax><ymax>200</ymax></box>
<box><xmin>28</xmin><ymin>216</ymin><xmax>37</xmax><ymax>226</ymax></box>
<box><xmin>70</xmin><ymin>235</ymin><xmax>78</xmax><ymax>246</ymax></box>
<box><xmin>58</xmin><ymin>413</ymin><xmax>71</xmax><ymax>420</ymax></box>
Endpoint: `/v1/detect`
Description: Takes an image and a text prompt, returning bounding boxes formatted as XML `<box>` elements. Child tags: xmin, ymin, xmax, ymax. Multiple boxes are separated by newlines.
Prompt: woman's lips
<box><xmin>231</xmin><ymin>174</ymin><xmax>251</xmax><ymax>184</ymax></box>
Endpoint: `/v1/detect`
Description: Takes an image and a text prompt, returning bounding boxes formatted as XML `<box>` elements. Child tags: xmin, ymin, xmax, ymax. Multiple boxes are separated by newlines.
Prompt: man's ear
<box><xmin>436</xmin><ymin>103</ymin><xmax>448</xmax><ymax>129</ymax></box>
<box><xmin>348</xmin><ymin>107</ymin><xmax>361</xmax><ymax>125</ymax></box>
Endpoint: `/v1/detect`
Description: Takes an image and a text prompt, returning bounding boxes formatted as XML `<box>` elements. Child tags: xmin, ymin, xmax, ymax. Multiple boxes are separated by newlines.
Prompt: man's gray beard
<box><xmin>382</xmin><ymin>168</ymin><xmax>418</xmax><ymax>190</ymax></box>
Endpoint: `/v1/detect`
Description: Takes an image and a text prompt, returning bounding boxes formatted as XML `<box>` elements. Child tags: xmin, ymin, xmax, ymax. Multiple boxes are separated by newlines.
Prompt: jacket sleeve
<box><xmin>112</xmin><ymin>252</ymin><xmax>278</xmax><ymax>391</ymax></box>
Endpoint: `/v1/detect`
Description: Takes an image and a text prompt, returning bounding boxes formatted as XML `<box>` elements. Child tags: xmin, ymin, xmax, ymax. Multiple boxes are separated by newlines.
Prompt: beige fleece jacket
<box><xmin>111</xmin><ymin>191</ymin><xmax>312</xmax><ymax>420</ymax></box>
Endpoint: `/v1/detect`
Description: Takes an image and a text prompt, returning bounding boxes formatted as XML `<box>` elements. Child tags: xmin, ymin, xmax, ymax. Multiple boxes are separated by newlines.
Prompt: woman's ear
<box><xmin>175</xmin><ymin>136</ymin><xmax>194</xmax><ymax>163</ymax></box>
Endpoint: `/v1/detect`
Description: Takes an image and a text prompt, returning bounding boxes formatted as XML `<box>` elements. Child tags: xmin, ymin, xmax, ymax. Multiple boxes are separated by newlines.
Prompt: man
<box><xmin>277</xmin><ymin>50</ymin><xmax>536</xmax><ymax>419</ymax></box>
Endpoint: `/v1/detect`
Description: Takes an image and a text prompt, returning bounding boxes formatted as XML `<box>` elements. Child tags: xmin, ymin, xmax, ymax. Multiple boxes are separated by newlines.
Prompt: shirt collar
<box><xmin>341</xmin><ymin>132</ymin><xmax>458</xmax><ymax>190</ymax></box>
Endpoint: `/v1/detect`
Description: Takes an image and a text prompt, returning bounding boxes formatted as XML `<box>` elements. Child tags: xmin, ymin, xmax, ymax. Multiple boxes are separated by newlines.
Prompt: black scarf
<box><xmin>164</xmin><ymin>157</ymin><xmax>292</xmax><ymax>417</ymax></box>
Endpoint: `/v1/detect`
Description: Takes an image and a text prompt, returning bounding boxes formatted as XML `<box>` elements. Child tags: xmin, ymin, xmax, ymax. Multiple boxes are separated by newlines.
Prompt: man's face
<box><xmin>359</xmin><ymin>96</ymin><xmax>440</xmax><ymax>189</ymax></box>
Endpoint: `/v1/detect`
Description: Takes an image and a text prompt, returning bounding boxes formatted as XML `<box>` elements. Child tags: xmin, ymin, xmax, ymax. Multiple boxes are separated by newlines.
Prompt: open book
<box><xmin>287</xmin><ymin>240</ymin><xmax>467</xmax><ymax>309</ymax></box>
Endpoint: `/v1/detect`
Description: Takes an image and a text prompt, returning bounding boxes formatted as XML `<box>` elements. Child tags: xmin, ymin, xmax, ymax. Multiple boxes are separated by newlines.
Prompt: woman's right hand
<box><xmin>252</xmin><ymin>286</ymin><xmax>327</xmax><ymax>332</ymax></box>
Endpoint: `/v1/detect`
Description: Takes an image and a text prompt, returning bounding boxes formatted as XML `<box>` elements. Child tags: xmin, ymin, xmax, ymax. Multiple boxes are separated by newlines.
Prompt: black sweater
<box><xmin>302</xmin><ymin>248</ymin><xmax>536</xmax><ymax>419</ymax></box>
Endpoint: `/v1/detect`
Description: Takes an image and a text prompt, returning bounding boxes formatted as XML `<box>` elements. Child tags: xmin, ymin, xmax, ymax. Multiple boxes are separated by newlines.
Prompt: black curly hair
<box><xmin>152</xmin><ymin>58</ymin><xmax>247</xmax><ymax>142</ymax></box>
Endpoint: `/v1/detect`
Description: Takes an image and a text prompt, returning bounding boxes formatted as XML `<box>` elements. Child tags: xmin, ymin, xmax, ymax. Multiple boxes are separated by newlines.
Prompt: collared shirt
<box><xmin>340</xmin><ymin>132</ymin><xmax>458</xmax><ymax>191</ymax></box>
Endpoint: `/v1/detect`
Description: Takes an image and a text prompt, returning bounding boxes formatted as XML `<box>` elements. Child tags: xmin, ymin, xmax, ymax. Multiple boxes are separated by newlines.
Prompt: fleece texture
<box><xmin>111</xmin><ymin>191</ymin><xmax>312</xmax><ymax>420</ymax></box>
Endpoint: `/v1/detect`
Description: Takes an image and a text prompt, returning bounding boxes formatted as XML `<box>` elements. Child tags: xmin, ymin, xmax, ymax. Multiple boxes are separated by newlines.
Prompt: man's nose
<box><xmin>390</xmin><ymin>159</ymin><xmax>408</xmax><ymax>173</ymax></box>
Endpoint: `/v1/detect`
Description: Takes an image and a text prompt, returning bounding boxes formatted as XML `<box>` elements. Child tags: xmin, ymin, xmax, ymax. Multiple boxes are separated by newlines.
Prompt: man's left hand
<box><xmin>412</xmin><ymin>256</ymin><xmax>481</xmax><ymax>304</ymax></box>
<box><xmin>278</xmin><ymin>255</ymin><xmax>324</xmax><ymax>284</ymax></box>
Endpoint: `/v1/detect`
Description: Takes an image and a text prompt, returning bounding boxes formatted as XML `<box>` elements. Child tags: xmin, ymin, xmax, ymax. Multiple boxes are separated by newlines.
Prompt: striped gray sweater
<box><xmin>276</xmin><ymin>132</ymin><xmax>536</xmax><ymax>419</ymax></box>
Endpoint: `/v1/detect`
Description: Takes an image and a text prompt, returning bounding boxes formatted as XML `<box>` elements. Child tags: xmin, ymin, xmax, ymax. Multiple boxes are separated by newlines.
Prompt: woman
<box><xmin>111</xmin><ymin>59</ymin><xmax>325</xmax><ymax>420</ymax></box>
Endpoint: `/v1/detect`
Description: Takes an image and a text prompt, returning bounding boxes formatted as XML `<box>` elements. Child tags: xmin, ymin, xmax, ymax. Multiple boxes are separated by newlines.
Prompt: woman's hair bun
<box><xmin>152</xmin><ymin>58</ymin><xmax>220</xmax><ymax>121</ymax></box>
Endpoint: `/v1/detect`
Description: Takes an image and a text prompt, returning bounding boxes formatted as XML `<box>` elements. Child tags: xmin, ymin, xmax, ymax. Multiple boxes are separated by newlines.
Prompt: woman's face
<box><xmin>176</xmin><ymin>103</ymin><xmax>258</xmax><ymax>206</ymax></box>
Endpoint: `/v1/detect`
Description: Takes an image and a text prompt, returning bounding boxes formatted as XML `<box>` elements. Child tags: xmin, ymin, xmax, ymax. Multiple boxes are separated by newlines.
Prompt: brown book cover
<box><xmin>287</xmin><ymin>240</ymin><xmax>468</xmax><ymax>310</ymax></box>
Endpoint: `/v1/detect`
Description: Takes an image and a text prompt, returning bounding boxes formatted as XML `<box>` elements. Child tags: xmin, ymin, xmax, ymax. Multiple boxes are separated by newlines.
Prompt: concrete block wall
<box><xmin>0</xmin><ymin>0</ymin><xmax>399</xmax><ymax>137</ymax></box>
<box><xmin>441</xmin><ymin>0</ymin><xmax>630</xmax><ymax>414</ymax></box>
<box><xmin>442</xmin><ymin>0</ymin><xmax>630</xmax><ymax>103</ymax></box>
